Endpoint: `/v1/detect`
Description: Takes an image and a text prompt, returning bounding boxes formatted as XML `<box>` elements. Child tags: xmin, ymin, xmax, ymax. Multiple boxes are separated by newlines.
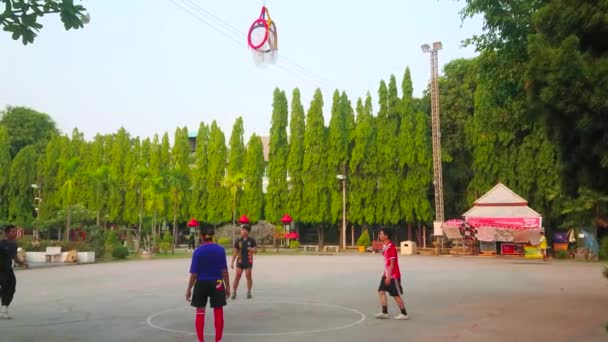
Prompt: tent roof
<box><xmin>463</xmin><ymin>183</ymin><xmax>541</xmax><ymax>219</ymax></box>
<box><xmin>473</xmin><ymin>183</ymin><xmax>528</xmax><ymax>206</ymax></box>
<box><xmin>463</xmin><ymin>204</ymin><xmax>541</xmax><ymax>218</ymax></box>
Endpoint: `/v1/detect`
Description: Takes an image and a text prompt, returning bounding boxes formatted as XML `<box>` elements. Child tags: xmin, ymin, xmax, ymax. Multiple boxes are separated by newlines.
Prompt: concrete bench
<box><xmin>45</xmin><ymin>247</ymin><xmax>62</xmax><ymax>262</ymax></box>
<box><xmin>302</xmin><ymin>245</ymin><xmax>319</xmax><ymax>252</ymax></box>
<box><xmin>323</xmin><ymin>245</ymin><xmax>339</xmax><ymax>253</ymax></box>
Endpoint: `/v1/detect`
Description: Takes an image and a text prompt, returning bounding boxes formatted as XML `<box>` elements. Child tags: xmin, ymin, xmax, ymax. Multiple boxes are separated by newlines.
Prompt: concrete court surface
<box><xmin>1</xmin><ymin>254</ymin><xmax>608</xmax><ymax>342</ymax></box>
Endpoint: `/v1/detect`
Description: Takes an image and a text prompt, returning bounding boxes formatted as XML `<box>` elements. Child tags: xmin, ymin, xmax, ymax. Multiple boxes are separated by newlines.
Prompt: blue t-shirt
<box><xmin>189</xmin><ymin>243</ymin><xmax>227</xmax><ymax>281</ymax></box>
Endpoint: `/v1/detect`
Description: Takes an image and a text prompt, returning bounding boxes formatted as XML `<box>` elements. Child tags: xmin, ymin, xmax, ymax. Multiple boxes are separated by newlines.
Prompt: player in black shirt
<box><xmin>0</xmin><ymin>224</ymin><xmax>28</xmax><ymax>319</ymax></box>
<box><xmin>230</xmin><ymin>225</ymin><xmax>256</xmax><ymax>300</ymax></box>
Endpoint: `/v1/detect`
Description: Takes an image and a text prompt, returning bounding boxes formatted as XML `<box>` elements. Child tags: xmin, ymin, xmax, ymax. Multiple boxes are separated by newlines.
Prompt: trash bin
<box><xmin>400</xmin><ymin>241</ymin><xmax>417</xmax><ymax>255</ymax></box>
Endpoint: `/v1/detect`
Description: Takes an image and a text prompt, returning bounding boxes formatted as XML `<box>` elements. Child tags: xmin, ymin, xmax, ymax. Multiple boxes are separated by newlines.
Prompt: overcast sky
<box><xmin>0</xmin><ymin>0</ymin><xmax>482</xmax><ymax>141</ymax></box>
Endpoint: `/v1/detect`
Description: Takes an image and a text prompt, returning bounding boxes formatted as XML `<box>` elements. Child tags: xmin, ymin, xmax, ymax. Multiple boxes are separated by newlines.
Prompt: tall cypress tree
<box><xmin>286</xmin><ymin>88</ymin><xmax>306</xmax><ymax>221</ymax></box>
<box><xmin>39</xmin><ymin>135</ymin><xmax>68</xmax><ymax>221</ymax></box>
<box><xmin>228</xmin><ymin>117</ymin><xmax>246</xmax><ymax>217</ymax></box>
<box><xmin>302</xmin><ymin>89</ymin><xmax>330</xmax><ymax>243</ymax></box>
<box><xmin>228</xmin><ymin>117</ymin><xmax>245</xmax><ymax>177</ymax></box>
<box><xmin>328</xmin><ymin>90</ymin><xmax>350</xmax><ymax>223</ymax></box>
<box><xmin>190</xmin><ymin>123</ymin><xmax>209</xmax><ymax>219</ymax></box>
<box><xmin>242</xmin><ymin>134</ymin><xmax>265</xmax><ymax>222</ymax></box>
<box><xmin>124</xmin><ymin>137</ymin><xmax>141</xmax><ymax>224</ymax></box>
<box><xmin>265</xmin><ymin>88</ymin><xmax>289</xmax><ymax>224</ymax></box>
<box><xmin>8</xmin><ymin>145</ymin><xmax>37</xmax><ymax>226</ymax></box>
<box><xmin>375</xmin><ymin>78</ymin><xmax>401</xmax><ymax>224</ymax></box>
<box><xmin>0</xmin><ymin>127</ymin><xmax>11</xmax><ymax>220</ymax></box>
<box><xmin>171</xmin><ymin>127</ymin><xmax>192</xmax><ymax>218</ymax></box>
<box><xmin>399</xmin><ymin>68</ymin><xmax>417</xmax><ymax>224</ymax></box>
<box><xmin>108</xmin><ymin>128</ymin><xmax>130</xmax><ymax>223</ymax></box>
<box><xmin>206</xmin><ymin>121</ymin><xmax>229</xmax><ymax>224</ymax></box>
<box><xmin>349</xmin><ymin>94</ymin><xmax>377</xmax><ymax>227</ymax></box>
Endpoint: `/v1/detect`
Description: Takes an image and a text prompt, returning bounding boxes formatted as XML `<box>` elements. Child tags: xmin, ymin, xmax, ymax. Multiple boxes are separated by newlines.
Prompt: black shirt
<box><xmin>0</xmin><ymin>239</ymin><xmax>17</xmax><ymax>271</ymax></box>
<box><xmin>234</xmin><ymin>237</ymin><xmax>256</xmax><ymax>265</ymax></box>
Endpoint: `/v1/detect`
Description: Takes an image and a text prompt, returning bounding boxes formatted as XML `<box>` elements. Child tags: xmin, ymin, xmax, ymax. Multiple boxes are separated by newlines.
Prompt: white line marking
<box><xmin>146</xmin><ymin>299</ymin><xmax>367</xmax><ymax>336</ymax></box>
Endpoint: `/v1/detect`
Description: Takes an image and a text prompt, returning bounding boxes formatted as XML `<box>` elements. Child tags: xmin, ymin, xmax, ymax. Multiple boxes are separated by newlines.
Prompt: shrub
<box><xmin>158</xmin><ymin>242</ymin><xmax>171</xmax><ymax>255</ymax></box>
<box><xmin>105</xmin><ymin>230</ymin><xmax>120</xmax><ymax>254</ymax></box>
<box><xmin>600</xmin><ymin>236</ymin><xmax>608</xmax><ymax>259</ymax></box>
<box><xmin>217</xmin><ymin>237</ymin><xmax>232</xmax><ymax>248</ymax></box>
<box><xmin>356</xmin><ymin>230</ymin><xmax>371</xmax><ymax>247</ymax></box>
<box><xmin>555</xmin><ymin>250</ymin><xmax>568</xmax><ymax>260</ymax></box>
<box><xmin>112</xmin><ymin>246</ymin><xmax>129</xmax><ymax>259</ymax></box>
<box><xmin>289</xmin><ymin>241</ymin><xmax>301</xmax><ymax>249</ymax></box>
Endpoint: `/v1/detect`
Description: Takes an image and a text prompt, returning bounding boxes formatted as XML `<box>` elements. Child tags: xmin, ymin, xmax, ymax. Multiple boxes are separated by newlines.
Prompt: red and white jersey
<box><xmin>382</xmin><ymin>241</ymin><xmax>401</xmax><ymax>280</ymax></box>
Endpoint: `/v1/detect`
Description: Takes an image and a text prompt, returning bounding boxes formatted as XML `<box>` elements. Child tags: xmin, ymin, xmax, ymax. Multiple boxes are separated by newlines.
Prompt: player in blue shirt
<box><xmin>186</xmin><ymin>223</ymin><xmax>230</xmax><ymax>342</ymax></box>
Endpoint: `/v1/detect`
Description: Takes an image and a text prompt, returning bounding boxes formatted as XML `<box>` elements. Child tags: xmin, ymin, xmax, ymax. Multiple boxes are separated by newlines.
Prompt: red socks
<box><xmin>214</xmin><ymin>307</ymin><xmax>224</xmax><ymax>342</ymax></box>
<box><xmin>195</xmin><ymin>307</ymin><xmax>224</xmax><ymax>342</ymax></box>
<box><xmin>195</xmin><ymin>308</ymin><xmax>205</xmax><ymax>342</ymax></box>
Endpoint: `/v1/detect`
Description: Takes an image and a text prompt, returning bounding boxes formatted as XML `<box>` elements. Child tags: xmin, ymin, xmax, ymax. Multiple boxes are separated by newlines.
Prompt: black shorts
<box><xmin>237</xmin><ymin>263</ymin><xmax>253</xmax><ymax>270</ymax></box>
<box><xmin>191</xmin><ymin>280</ymin><xmax>227</xmax><ymax>308</ymax></box>
<box><xmin>378</xmin><ymin>276</ymin><xmax>403</xmax><ymax>297</ymax></box>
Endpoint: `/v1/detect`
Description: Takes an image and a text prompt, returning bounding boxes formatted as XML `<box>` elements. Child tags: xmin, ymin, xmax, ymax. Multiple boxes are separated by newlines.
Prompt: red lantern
<box><xmin>238</xmin><ymin>214</ymin><xmax>250</xmax><ymax>224</ymax></box>
<box><xmin>280</xmin><ymin>214</ymin><xmax>293</xmax><ymax>224</ymax></box>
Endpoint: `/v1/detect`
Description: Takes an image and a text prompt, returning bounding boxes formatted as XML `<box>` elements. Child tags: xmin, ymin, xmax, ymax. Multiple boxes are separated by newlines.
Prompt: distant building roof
<box><xmin>260</xmin><ymin>136</ymin><xmax>270</xmax><ymax>162</ymax></box>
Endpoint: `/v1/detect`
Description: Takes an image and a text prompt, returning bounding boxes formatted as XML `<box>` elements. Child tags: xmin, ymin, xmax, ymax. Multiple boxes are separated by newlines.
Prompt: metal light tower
<box><xmin>421</xmin><ymin>42</ymin><xmax>445</xmax><ymax>236</ymax></box>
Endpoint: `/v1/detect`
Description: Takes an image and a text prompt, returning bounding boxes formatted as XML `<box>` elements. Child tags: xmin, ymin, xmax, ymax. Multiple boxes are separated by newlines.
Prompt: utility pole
<box><xmin>421</xmin><ymin>42</ymin><xmax>445</xmax><ymax>244</ymax></box>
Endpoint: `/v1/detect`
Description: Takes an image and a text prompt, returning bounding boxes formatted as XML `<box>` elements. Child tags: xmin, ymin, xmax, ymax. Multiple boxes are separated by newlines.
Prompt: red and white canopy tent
<box><xmin>461</xmin><ymin>183</ymin><xmax>543</xmax><ymax>253</ymax></box>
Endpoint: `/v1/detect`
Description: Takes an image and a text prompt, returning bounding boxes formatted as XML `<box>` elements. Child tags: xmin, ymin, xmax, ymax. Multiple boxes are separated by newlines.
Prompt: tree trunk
<box><xmin>351</xmin><ymin>224</ymin><xmax>355</xmax><ymax>246</ymax></box>
<box><xmin>138</xmin><ymin>193</ymin><xmax>143</xmax><ymax>253</ymax></box>
<box><xmin>66</xmin><ymin>205</ymin><xmax>71</xmax><ymax>241</ymax></box>
<box><xmin>407</xmin><ymin>223</ymin><xmax>412</xmax><ymax>241</ymax></box>
<box><xmin>172</xmin><ymin>212</ymin><xmax>177</xmax><ymax>255</ymax></box>
<box><xmin>96</xmin><ymin>209</ymin><xmax>101</xmax><ymax>227</ymax></box>
<box><xmin>316</xmin><ymin>225</ymin><xmax>322</xmax><ymax>248</ymax></box>
<box><xmin>423</xmin><ymin>224</ymin><xmax>427</xmax><ymax>248</ymax></box>
<box><xmin>152</xmin><ymin>211</ymin><xmax>157</xmax><ymax>251</ymax></box>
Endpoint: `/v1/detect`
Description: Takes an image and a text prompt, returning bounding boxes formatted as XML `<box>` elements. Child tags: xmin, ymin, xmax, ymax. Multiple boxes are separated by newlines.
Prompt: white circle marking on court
<box><xmin>146</xmin><ymin>299</ymin><xmax>367</xmax><ymax>337</ymax></box>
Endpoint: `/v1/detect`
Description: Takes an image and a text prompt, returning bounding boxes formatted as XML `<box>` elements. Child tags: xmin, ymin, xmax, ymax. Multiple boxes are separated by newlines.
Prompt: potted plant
<box><xmin>356</xmin><ymin>230</ymin><xmax>371</xmax><ymax>253</ymax></box>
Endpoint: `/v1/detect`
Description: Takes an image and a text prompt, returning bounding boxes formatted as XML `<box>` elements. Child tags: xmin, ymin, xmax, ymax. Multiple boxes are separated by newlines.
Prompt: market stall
<box><xmin>462</xmin><ymin>183</ymin><xmax>543</xmax><ymax>255</ymax></box>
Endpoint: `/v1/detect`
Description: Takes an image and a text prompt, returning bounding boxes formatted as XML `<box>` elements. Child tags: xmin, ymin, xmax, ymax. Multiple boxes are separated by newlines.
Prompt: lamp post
<box><xmin>421</xmin><ymin>41</ymin><xmax>445</xmax><ymax>246</ymax></box>
<box><xmin>31</xmin><ymin>184</ymin><xmax>41</xmax><ymax>241</ymax></box>
<box><xmin>336</xmin><ymin>174</ymin><xmax>346</xmax><ymax>250</ymax></box>
<box><xmin>281</xmin><ymin>214</ymin><xmax>293</xmax><ymax>247</ymax></box>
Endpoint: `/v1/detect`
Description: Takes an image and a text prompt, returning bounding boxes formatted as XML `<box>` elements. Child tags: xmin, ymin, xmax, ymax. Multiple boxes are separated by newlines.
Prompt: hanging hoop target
<box><xmin>248</xmin><ymin>6</ymin><xmax>278</xmax><ymax>65</ymax></box>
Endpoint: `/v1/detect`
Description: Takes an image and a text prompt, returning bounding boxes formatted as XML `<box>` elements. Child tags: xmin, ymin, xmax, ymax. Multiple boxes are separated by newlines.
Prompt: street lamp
<box><xmin>336</xmin><ymin>175</ymin><xmax>346</xmax><ymax>250</ymax></box>
<box><xmin>281</xmin><ymin>214</ymin><xmax>293</xmax><ymax>247</ymax></box>
<box><xmin>31</xmin><ymin>184</ymin><xmax>41</xmax><ymax>241</ymax></box>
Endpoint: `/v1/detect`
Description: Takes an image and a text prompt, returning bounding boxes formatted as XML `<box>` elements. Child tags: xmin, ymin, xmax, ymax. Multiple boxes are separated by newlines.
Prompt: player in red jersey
<box><xmin>375</xmin><ymin>228</ymin><xmax>409</xmax><ymax>320</ymax></box>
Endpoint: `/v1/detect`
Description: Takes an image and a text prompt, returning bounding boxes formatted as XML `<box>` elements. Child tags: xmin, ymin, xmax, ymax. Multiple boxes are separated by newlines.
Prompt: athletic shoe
<box><xmin>247</xmin><ymin>292</ymin><xmax>252</xmax><ymax>299</ymax></box>
<box><xmin>0</xmin><ymin>306</ymin><xmax>10</xmax><ymax>319</ymax></box>
<box><xmin>375</xmin><ymin>312</ymin><xmax>389</xmax><ymax>319</ymax></box>
<box><xmin>231</xmin><ymin>293</ymin><xmax>236</xmax><ymax>300</ymax></box>
<box><xmin>394</xmin><ymin>313</ymin><xmax>409</xmax><ymax>320</ymax></box>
